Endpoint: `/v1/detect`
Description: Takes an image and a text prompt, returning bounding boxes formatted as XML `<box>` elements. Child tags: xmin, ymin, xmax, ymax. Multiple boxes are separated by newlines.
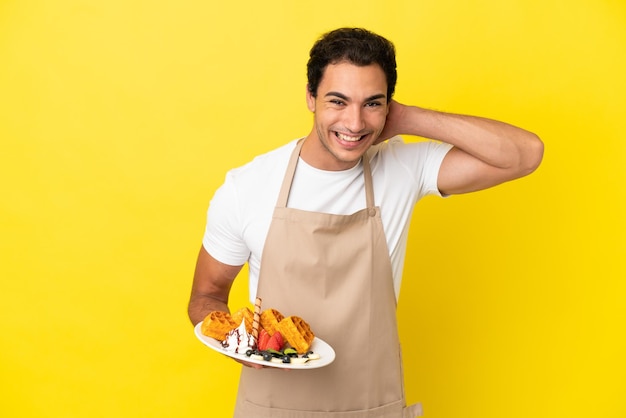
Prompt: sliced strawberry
<box><xmin>266</xmin><ymin>331</ymin><xmax>284</xmax><ymax>351</ymax></box>
<box><xmin>274</xmin><ymin>331</ymin><xmax>284</xmax><ymax>348</ymax></box>
<box><xmin>257</xmin><ymin>329</ymin><xmax>270</xmax><ymax>351</ymax></box>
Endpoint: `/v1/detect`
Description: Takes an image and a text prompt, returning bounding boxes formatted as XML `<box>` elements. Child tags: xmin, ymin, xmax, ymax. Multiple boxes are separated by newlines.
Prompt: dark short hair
<box><xmin>307</xmin><ymin>27</ymin><xmax>397</xmax><ymax>100</ymax></box>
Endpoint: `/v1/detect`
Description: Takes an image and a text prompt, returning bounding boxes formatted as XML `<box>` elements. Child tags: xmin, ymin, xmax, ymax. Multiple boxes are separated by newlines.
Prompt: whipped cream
<box><xmin>221</xmin><ymin>320</ymin><xmax>256</xmax><ymax>354</ymax></box>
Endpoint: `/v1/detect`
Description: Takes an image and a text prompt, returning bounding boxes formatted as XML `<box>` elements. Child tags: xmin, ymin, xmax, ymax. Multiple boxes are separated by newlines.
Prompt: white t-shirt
<box><xmin>203</xmin><ymin>136</ymin><xmax>452</xmax><ymax>302</ymax></box>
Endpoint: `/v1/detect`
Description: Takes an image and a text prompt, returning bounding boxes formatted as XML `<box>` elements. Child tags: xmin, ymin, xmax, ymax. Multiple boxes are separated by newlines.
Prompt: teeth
<box><xmin>336</xmin><ymin>132</ymin><xmax>363</xmax><ymax>142</ymax></box>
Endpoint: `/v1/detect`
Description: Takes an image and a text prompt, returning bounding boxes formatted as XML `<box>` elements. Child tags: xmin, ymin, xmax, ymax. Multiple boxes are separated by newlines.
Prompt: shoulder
<box><xmin>367</xmin><ymin>136</ymin><xmax>453</xmax><ymax>196</ymax></box>
<box><xmin>206</xmin><ymin>140</ymin><xmax>298</xmax><ymax>244</ymax></box>
<box><xmin>212</xmin><ymin>139</ymin><xmax>299</xmax><ymax>214</ymax></box>
<box><xmin>371</xmin><ymin>135</ymin><xmax>451</xmax><ymax>154</ymax></box>
<box><xmin>226</xmin><ymin>140</ymin><xmax>297</xmax><ymax>184</ymax></box>
<box><xmin>368</xmin><ymin>136</ymin><xmax>452</xmax><ymax>168</ymax></box>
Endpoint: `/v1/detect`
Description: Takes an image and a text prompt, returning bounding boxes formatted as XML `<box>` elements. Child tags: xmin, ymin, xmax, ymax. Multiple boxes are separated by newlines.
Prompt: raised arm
<box><xmin>188</xmin><ymin>246</ymin><xmax>243</xmax><ymax>326</ymax></box>
<box><xmin>379</xmin><ymin>101</ymin><xmax>544</xmax><ymax>195</ymax></box>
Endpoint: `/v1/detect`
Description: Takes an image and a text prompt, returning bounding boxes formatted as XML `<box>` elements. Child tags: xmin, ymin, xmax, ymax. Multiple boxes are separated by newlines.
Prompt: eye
<box><xmin>365</xmin><ymin>101</ymin><xmax>382</xmax><ymax>108</ymax></box>
<box><xmin>330</xmin><ymin>99</ymin><xmax>345</xmax><ymax>106</ymax></box>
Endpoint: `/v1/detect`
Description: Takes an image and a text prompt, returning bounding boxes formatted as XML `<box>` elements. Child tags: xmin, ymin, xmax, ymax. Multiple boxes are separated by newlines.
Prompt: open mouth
<box><xmin>335</xmin><ymin>132</ymin><xmax>365</xmax><ymax>142</ymax></box>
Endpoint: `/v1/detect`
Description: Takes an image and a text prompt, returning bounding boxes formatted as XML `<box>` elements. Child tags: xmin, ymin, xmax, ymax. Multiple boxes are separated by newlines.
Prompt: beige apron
<box><xmin>233</xmin><ymin>139</ymin><xmax>422</xmax><ymax>418</ymax></box>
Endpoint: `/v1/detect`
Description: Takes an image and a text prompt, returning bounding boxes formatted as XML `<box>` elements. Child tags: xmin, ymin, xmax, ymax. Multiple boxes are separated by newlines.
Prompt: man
<box><xmin>188</xmin><ymin>27</ymin><xmax>543</xmax><ymax>417</ymax></box>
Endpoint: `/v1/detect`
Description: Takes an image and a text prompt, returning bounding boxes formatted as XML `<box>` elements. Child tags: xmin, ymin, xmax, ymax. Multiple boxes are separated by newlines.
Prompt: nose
<box><xmin>344</xmin><ymin>105</ymin><xmax>365</xmax><ymax>133</ymax></box>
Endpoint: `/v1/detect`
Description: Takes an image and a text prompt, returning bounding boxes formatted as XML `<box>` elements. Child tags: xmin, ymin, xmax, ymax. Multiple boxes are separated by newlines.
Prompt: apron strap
<box><xmin>275</xmin><ymin>139</ymin><xmax>304</xmax><ymax>209</ymax></box>
<box><xmin>276</xmin><ymin>138</ymin><xmax>376</xmax><ymax>213</ymax></box>
<box><xmin>362</xmin><ymin>149</ymin><xmax>375</xmax><ymax>214</ymax></box>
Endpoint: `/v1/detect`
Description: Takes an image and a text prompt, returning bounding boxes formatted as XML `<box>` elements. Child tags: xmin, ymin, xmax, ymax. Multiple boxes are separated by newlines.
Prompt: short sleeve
<box><xmin>381</xmin><ymin>136</ymin><xmax>453</xmax><ymax>199</ymax></box>
<box><xmin>202</xmin><ymin>172</ymin><xmax>251</xmax><ymax>266</ymax></box>
<box><xmin>419</xmin><ymin>140</ymin><xmax>454</xmax><ymax>197</ymax></box>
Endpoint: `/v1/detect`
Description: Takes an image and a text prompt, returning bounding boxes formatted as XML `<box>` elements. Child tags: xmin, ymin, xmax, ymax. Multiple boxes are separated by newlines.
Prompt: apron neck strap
<box><xmin>276</xmin><ymin>138</ymin><xmax>376</xmax><ymax>210</ymax></box>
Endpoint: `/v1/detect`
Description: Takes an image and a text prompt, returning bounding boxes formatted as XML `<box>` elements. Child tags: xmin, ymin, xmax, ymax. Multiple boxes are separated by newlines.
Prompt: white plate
<box><xmin>194</xmin><ymin>322</ymin><xmax>335</xmax><ymax>369</ymax></box>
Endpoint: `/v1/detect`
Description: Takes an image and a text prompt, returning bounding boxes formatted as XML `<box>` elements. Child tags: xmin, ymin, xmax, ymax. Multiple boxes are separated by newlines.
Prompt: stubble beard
<box><xmin>314</xmin><ymin>124</ymin><xmax>369</xmax><ymax>170</ymax></box>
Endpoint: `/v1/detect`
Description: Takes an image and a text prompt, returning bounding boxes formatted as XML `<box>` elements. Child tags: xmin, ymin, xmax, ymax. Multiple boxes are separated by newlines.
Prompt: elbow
<box><xmin>519</xmin><ymin>133</ymin><xmax>544</xmax><ymax>176</ymax></box>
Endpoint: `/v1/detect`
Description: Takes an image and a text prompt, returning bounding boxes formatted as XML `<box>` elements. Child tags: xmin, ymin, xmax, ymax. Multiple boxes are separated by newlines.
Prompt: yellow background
<box><xmin>1</xmin><ymin>1</ymin><xmax>625</xmax><ymax>417</ymax></box>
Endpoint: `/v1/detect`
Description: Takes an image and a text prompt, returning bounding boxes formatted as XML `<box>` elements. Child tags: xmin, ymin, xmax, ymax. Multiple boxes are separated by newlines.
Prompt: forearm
<box><xmin>187</xmin><ymin>247</ymin><xmax>242</xmax><ymax>326</ymax></box>
<box><xmin>401</xmin><ymin>105</ymin><xmax>542</xmax><ymax>172</ymax></box>
<box><xmin>188</xmin><ymin>293</ymin><xmax>230</xmax><ymax>326</ymax></box>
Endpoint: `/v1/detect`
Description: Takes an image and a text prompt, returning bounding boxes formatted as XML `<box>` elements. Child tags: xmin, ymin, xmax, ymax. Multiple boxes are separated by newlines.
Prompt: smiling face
<box><xmin>302</xmin><ymin>61</ymin><xmax>389</xmax><ymax>171</ymax></box>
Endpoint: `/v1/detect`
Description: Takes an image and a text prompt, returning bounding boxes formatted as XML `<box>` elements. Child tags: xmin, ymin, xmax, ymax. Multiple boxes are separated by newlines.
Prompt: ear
<box><xmin>306</xmin><ymin>84</ymin><xmax>315</xmax><ymax>112</ymax></box>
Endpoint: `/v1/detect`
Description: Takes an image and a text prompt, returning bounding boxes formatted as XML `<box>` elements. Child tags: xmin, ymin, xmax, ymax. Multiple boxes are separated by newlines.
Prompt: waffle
<box><xmin>200</xmin><ymin>311</ymin><xmax>237</xmax><ymax>341</ymax></box>
<box><xmin>276</xmin><ymin>316</ymin><xmax>315</xmax><ymax>354</ymax></box>
<box><xmin>232</xmin><ymin>307</ymin><xmax>254</xmax><ymax>334</ymax></box>
<box><xmin>260</xmin><ymin>308</ymin><xmax>284</xmax><ymax>336</ymax></box>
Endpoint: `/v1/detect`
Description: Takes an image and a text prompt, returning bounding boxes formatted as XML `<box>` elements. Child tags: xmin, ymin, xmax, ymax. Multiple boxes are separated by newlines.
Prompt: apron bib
<box><xmin>233</xmin><ymin>139</ymin><xmax>422</xmax><ymax>417</ymax></box>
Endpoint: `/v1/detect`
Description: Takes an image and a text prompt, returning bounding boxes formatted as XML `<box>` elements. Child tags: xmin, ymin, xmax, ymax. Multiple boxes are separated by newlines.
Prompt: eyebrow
<box><xmin>325</xmin><ymin>92</ymin><xmax>387</xmax><ymax>102</ymax></box>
